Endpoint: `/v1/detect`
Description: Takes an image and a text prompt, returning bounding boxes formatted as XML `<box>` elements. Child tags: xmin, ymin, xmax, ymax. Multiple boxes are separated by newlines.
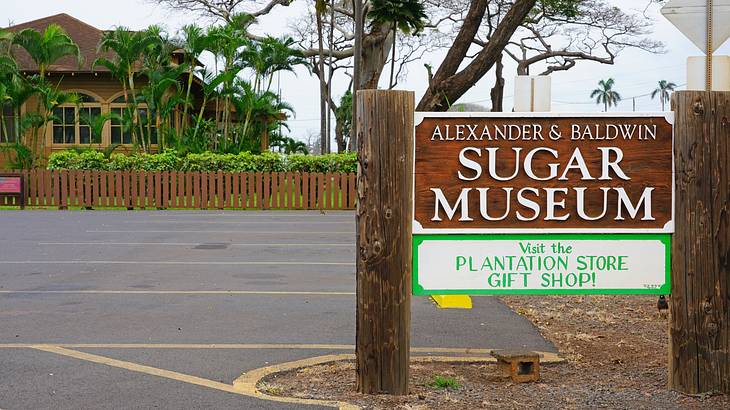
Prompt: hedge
<box><xmin>47</xmin><ymin>150</ymin><xmax>358</xmax><ymax>173</ymax></box>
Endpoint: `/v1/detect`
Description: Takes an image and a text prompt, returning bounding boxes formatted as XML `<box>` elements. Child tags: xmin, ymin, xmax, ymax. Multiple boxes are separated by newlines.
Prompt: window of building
<box><xmin>51</xmin><ymin>93</ymin><xmax>102</xmax><ymax>145</ymax></box>
<box><xmin>79</xmin><ymin>106</ymin><xmax>102</xmax><ymax>144</ymax></box>
<box><xmin>1</xmin><ymin>103</ymin><xmax>17</xmax><ymax>143</ymax></box>
<box><xmin>138</xmin><ymin>108</ymin><xmax>158</xmax><ymax>145</ymax></box>
<box><xmin>110</xmin><ymin>95</ymin><xmax>156</xmax><ymax>145</ymax></box>
<box><xmin>110</xmin><ymin>107</ymin><xmax>132</xmax><ymax>145</ymax></box>
<box><xmin>52</xmin><ymin>106</ymin><xmax>76</xmax><ymax>144</ymax></box>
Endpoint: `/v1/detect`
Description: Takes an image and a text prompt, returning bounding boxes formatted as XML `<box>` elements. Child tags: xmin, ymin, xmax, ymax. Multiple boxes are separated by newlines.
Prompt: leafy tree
<box><xmin>272</xmin><ymin>136</ymin><xmax>308</xmax><ymax>154</ymax></box>
<box><xmin>8</xmin><ymin>24</ymin><xmax>81</xmax><ymax>163</ymax></box>
<box><xmin>11</xmin><ymin>24</ymin><xmax>80</xmax><ymax>78</ymax></box>
<box><xmin>94</xmin><ymin>26</ymin><xmax>163</xmax><ymax>151</ymax></box>
<box><xmin>178</xmin><ymin>24</ymin><xmax>209</xmax><ymax>133</ymax></box>
<box><xmin>206</xmin><ymin>14</ymin><xmax>252</xmax><ymax>142</ymax></box>
<box><xmin>590</xmin><ymin>78</ymin><xmax>621</xmax><ymax>112</ymax></box>
<box><xmin>239</xmin><ymin>36</ymin><xmax>307</xmax><ymax>93</ymax></box>
<box><xmin>368</xmin><ymin>0</ymin><xmax>427</xmax><ymax>88</ymax></box>
<box><xmin>651</xmin><ymin>80</ymin><xmax>677</xmax><ymax>111</ymax></box>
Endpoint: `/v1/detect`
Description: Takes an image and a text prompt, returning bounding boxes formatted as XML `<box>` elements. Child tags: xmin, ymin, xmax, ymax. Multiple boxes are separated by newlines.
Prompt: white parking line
<box><xmin>38</xmin><ymin>242</ymin><xmax>355</xmax><ymax>247</ymax></box>
<box><xmin>86</xmin><ymin>230</ymin><xmax>352</xmax><ymax>234</ymax></box>
<box><xmin>125</xmin><ymin>220</ymin><xmax>353</xmax><ymax>225</ymax></box>
<box><xmin>1</xmin><ymin>260</ymin><xmax>355</xmax><ymax>266</ymax></box>
<box><xmin>0</xmin><ymin>290</ymin><xmax>354</xmax><ymax>295</ymax></box>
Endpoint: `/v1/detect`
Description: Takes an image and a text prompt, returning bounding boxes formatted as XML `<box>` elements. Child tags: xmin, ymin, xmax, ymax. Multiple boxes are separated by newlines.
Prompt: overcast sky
<box><xmin>3</xmin><ymin>0</ymin><xmax>730</xmax><ymax>144</ymax></box>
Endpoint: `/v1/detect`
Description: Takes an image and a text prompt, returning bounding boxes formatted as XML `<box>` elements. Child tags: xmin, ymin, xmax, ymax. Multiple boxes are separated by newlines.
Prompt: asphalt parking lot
<box><xmin>0</xmin><ymin>210</ymin><xmax>555</xmax><ymax>409</ymax></box>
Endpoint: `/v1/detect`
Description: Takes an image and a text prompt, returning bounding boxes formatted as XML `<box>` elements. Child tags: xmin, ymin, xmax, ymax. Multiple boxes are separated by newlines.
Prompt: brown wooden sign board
<box><xmin>413</xmin><ymin>113</ymin><xmax>674</xmax><ymax>233</ymax></box>
<box><xmin>0</xmin><ymin>173</ymin><xmax>25</xmax><ymax>209</ymax></box>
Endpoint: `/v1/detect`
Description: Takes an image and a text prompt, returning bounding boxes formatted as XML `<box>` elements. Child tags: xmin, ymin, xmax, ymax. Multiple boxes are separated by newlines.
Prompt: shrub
<box><xmin>47</xmin><ymin>150</ymin><xmax>357</xmax><ymax>173</ymax></box>
<box><xmin>47</xmin><ymin>150</ymin><xmax>107</xmax><ymax>170</ymax></box>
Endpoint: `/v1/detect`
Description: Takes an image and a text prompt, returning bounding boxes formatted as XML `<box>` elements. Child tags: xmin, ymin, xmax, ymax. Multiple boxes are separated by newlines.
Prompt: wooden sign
<box><xmin>0</xmin><ymin>176</ymin><xmax>21</xmax><ymax>193</ymax></box>
<box><xmin>0</xmin><ymin>173</ymin><xmax>25</xmax><ymax>209</ymax></box>
<box><xmin>412</xmin><ymin>113</ymin><xmax>674</xmax><ymax>295</ymax></box>
<box><xmin>413</xmin><ymin>113</ymin><xmax>674</xmax><ymax>233</ymax></box>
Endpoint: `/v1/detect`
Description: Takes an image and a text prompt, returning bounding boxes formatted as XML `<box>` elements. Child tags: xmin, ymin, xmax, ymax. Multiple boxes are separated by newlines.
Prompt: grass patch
<box><xmin>429</xmin><ymin>375</ymin><xmax>460</xmax><ymax>390</ymax></box>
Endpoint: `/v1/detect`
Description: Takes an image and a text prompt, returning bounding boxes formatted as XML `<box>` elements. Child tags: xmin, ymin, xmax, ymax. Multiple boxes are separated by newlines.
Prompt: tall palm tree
<box><xmin>206</xmin><ymin>15</ymin><xmax>252</xmax><ymax>144</ymax></box>
<box><xmin>177</xmin><ymin>24</ymin><xmax>209</xmax><ymax>133</ymax></box>
<box><xmin>590</xmin><ymin>78</ymin><xmax>621</xmax><ymax>112</ymax></box>
<box><xmin>32</xmin><ymin>79</ymin><xmax>80</xmax><ymax>158</ymax></box>
<box><xmin>94</xmin><ymin>26</ymin><xmax>162</xmax><ymax>151</ymax></box>
<box><xmin>11</xmin><ymin>24</ymin><xmax>80</xmax><ymax>78</ymax></box>
<box><xmin>239</xmin><ymin>36</ymin><xmax>308</xmax><ymax>93</ymax></box>
<box><xmin>10</xmin><ymin>24</ymin><xmax>80</xmax><ymax>161</ymax></box>
<box><xmin>651</xmin><ymin>80</ymin><xmax>677</xmax><ymax>111</ymax></box>
<box><xmin>231</xmin><ymin>78</ymin><xmax>293</xmax><ymax>153</ymax></box>
<box><xmin>368</xmin><ymin>0</ymin><xmax>427</xmax><ymax>88</ymax></box>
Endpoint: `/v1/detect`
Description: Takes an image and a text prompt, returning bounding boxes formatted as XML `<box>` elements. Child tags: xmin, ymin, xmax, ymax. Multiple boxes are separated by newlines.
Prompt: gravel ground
<box><xmin>260</xmin><ymin>295</ymin><xmax>730</xmax><ymax>409</ymax></box>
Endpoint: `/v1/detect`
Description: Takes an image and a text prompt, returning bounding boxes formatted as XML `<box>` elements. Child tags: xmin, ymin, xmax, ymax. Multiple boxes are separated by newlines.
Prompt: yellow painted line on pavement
<box><xmin>30</xmin><ymin>345</ymin><xmax>353</xmax><ymax>409</ymax></box>
<box><xmin>234</xmin><ymin>354</ymin><xmax>358</xmax><ymax>409</ymax></box>
<box><xmin>431</xmin><ymin>295</ymin><xmax>473</xmax><ymax>309</ymax></box>
<box><xmin>17</xmin><ymin>344</ymin><xmax>560</xmax><ymax>410</ymax></box>
<box><xmin>0</xmin><ymin>290</ymin><xmax>355</xmax><ymax>296</ymax></box>
<box><xmin>31</xmin><ymin>345</ymin><xmax>246</xmax><ymax>396</ymax></box>
<box><xmin>0</xmin><ymin>343</ymin><xmax>563</xmax><ymax>362</ymax></box>
<box><xmin>234</xmin><ymin>353</ymin><xmax>563</xmax><ymax>410</ymax></box>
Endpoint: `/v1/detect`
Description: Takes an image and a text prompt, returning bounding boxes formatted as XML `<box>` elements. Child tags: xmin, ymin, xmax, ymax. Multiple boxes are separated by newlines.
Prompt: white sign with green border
<box><xmin>413</xmin><ymin>234</ymin><xmax>670</xmax><ymax>295</ymax></box>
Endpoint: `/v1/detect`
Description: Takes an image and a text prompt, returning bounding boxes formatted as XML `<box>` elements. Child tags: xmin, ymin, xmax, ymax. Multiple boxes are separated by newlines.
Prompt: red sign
<box><xmin>0</xmin><ymin>176</ymin><xmax>22</xmax><ymax>193</ymax></box>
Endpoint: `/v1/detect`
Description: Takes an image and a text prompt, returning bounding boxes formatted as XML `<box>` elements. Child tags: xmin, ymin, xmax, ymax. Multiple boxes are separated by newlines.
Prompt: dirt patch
<box><xmin>260</xmin><ymin>295</ymin><xmax>729</xmax><ymax>409</ymax></box>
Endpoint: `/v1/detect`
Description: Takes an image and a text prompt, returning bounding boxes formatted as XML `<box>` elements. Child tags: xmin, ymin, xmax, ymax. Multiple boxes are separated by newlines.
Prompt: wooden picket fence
<box><xmin>0</xmin><ymin>169</ymin><xmax>357</xmax><ymax>210</ymax></box>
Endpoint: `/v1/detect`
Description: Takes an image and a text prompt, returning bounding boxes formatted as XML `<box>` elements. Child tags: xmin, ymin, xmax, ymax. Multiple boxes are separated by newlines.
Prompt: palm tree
<box><xmin>32</xmin><ymin>79</ymin><xmax>80</xmax><ymax>158</ymax></box>
<box><xmin>590</xmin><ymin>78</ymin><xmax>621</xmax><ymax>112</ymax></box>
<box><xmin>230</xmin><ymin>78</ymin><xmax>293</xmax><ymax>153</ymax></box>
<box><xmin>11</xmin><ymin>24</ymin><xmax>80</xmax><ymax>78</ymax></box>
<box><xmin>1</xmin><ymin>68</ymin><xmax>35</xmax><ymax>145</ymax></box>
<box><xmin>368</xmin><ymin>0</ymin><xmax>427</xmax><ymax>88</ymax></box>
<box><xmin>178</xmin><ymin>24</ymin><xmax>209</xmax><ymax>133</ymax></box>
<box><xmin>94</xmin><ymin>26</ymin><xmax>162</xmax><ymax>151</ymax></box>
<box><xmin>282</xmin><ymin>137</ymin><xmax>309</xmax><ymax>154</ymax></box>
<box><xmin>10</xmin><ymin>24</ymin><xmax>80</xmax><ymax>161</ymax></box>
<box><xmin>206</xmin><ymin>15</ymin><xmax>252</xmax><ymax>144</ymax></box>
<box><xmin>651</xmin><ymin>80</ymin><xmax>677</xmax><ymax>111</ymax></box>
<box><xmin>238</xmin><ymin>36</ymin><xmax>308</xmax><ymax>94</ymax></box>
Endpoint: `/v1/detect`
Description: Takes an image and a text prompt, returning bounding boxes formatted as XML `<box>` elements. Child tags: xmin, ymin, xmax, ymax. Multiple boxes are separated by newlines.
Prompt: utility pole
<box><xmin>355</xmin><ymin>90</ymin><xmax>414</xmax><ymax>395</ymax></box>
<box><xmin>669</xmin><ymin>90</ymin><xmax>730</xmax><ymax>394</ymax></box>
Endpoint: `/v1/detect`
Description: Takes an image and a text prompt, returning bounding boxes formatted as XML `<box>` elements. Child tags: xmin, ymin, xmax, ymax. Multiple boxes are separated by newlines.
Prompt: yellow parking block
<box><xmin>431</xmin><ymin>295</ymin><xmax>472</xmax><ymax>309</ymax></box>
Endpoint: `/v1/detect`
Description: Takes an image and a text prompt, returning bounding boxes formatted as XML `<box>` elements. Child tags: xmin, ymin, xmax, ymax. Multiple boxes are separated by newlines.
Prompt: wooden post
<box><xmin>355</xmin><ymin>89</ymin><xmax>414</xmax><ymax>395</ymax></box>
<box><xmin>670</xmin><ymin>91</ymin><xmax>730</xmax><ymax>394</ymax></box>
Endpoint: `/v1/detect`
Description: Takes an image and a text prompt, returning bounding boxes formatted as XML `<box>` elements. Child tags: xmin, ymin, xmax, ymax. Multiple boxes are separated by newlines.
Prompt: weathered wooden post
<box><xmin>355</xmin><ymin>89</ymin><xmax>414</xmax><ymax>395</ymax></box>
<box><xmin>670</xmin><ymin>90</ymin><xmax>730</xmax><ymax>394</ymax></box>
